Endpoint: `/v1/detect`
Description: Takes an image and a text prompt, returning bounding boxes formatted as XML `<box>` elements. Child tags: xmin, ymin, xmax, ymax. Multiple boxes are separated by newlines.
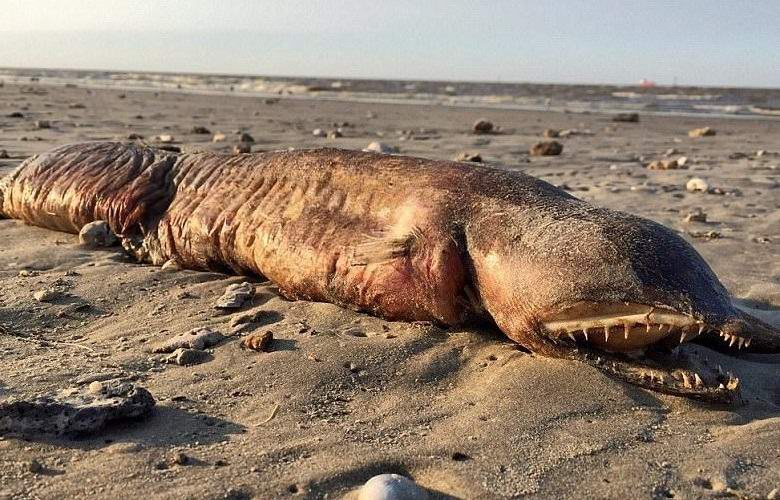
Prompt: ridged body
<box><xmin>0</xmin><ymin>142</ymin><xmax>745</xmax><ymax>351</ymax></box>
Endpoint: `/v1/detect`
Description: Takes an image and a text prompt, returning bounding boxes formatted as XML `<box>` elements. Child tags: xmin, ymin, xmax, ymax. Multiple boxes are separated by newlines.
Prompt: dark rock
<box><xmin>190</xmin><ymin>125</ymin><xmax>211</xmax><ymax>134</ymax></box>
<box><xmin>0</xmin><ymin>380</ymin><xmax>155</xmax><ymax>436</ymax></box>
<box><xmin>238</xmin><ymin>132</ymin><xmax>255</xmax><ymax>143</ymax></box>
<box><xmin>613</xmin><ymin>113</ymin><xmax>640</xmax><ymax>123</ymax></box>
<box><xmin>529</xmin><ymin>141</ymin><xmax>564</xmax><ymax>156</ymax></box>
<box><xmin>233</xmin><ymin>143</ymin><xmax>251</xmax><ymax>154</ymax></box>
<box><xmin>472</xmin><ymin>119</ymin><xmax>494</xmax><ymax>134</ymax></box>
<box><xmin>7</xmin><ymin>111</ymin><xmax>24</xmax><ymax>118</ymax></box>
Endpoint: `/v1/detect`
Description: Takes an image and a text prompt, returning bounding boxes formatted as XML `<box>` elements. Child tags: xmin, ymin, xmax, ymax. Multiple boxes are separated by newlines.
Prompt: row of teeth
<box><xmin>592</xmin><ymin>358</ymin><xmax>742</xmax><ymax>391</ymax></box>
<box><xmin>555</xmin><ymin>322</ymin><xmax>751</xmax><ymax>349</ymax></box>
<box><xmin>556</xmin><ymin>322</ymin><xmax>704</xmax><ymax>343</ymax></box>
<box><xmin>718</xmin><ymin>331</ymin><xmax>751</xmax><ymax>349</ymax></box>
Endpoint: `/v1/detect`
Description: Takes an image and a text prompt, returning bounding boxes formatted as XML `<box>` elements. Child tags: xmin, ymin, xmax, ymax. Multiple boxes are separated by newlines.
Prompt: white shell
<box><xmin>358</xmin><ymin>474</ymin><xmax>428</xmax><ymax>500</ymax></box>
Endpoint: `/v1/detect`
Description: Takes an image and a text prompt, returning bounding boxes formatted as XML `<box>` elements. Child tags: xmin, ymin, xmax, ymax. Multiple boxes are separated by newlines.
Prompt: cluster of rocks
<box><xmin>152</xmin><ymin>326</ymin><xmax>225</xmax><ymax>366</ymax></box>
<box><xmin>647</xmin><ymin>156</ymin><xmax>688</xmax><ymax>170</ymax></box>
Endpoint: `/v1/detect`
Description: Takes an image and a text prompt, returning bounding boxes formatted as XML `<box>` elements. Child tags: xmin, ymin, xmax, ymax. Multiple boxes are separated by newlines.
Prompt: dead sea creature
<box><xmin>2</xmin><ymin>142</ymin><xmax>779</xmax><ymax>403</ymax></box>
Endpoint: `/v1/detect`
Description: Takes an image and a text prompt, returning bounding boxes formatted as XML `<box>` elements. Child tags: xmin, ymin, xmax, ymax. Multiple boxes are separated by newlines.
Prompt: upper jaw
<box><xmin>540</xmin><ymin>301</ymin><xmax>752</xmax><ymax>353</ymax></box>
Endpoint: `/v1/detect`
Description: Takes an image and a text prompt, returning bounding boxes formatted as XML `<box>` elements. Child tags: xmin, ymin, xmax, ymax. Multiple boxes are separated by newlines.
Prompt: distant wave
<box><xmin>2</xmin><ymin>67</ymin><xmax>778</xmax><ymax>119</ymax></box>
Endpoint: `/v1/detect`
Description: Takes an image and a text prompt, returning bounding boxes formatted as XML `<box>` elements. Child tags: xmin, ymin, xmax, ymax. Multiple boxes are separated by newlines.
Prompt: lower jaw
<box><xmin>537</xmin><ymin>303</ymin><xmax>746</xmax><ymax>402</ymax></box>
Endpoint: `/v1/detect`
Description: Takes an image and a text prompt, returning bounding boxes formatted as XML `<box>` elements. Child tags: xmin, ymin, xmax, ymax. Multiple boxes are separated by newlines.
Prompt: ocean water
<box><xmin>2</xmin><ymin>67</ymin><xmax>779</xmax><ymax>119</ymax></box>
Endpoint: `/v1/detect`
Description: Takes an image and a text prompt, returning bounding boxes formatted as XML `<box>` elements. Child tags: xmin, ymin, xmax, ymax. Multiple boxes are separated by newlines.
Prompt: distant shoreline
<box><xmin>2</xmin><ymin>67</ymin><xmax>779</xmax><ymax>121</ymax></box>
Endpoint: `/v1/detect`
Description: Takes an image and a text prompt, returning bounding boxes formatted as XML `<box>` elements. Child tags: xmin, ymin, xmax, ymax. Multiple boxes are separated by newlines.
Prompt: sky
<box><xmin>1</xmin><ymin>1</ymin><xmax>778</xmax><ymax>87</ymax></box>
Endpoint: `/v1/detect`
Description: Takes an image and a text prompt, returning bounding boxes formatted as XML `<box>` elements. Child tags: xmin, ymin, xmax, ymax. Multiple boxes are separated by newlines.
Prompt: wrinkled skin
<box><xmin>2</xmin><ymin>142</ymin><xmax>778</xmax><ymax>403</ymax></box>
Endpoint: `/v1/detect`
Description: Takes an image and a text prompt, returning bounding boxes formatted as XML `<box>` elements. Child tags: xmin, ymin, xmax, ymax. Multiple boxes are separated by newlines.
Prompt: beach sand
<box><xmin>1</xmin><ymin>82</ymin><xmax>779</xmax><ymax>499</ymax></box>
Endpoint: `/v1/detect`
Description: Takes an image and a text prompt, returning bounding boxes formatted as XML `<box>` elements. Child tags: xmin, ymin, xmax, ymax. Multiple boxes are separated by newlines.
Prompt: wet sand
<box><xmin>1</xmin><ymin>82</ymin><xmax>779</xmax><ymax>499</ymax></box>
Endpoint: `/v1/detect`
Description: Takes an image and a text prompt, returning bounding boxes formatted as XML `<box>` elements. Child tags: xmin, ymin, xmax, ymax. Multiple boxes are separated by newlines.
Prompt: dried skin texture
<box><xmin>2</xmin><ymin>142</ymin><xmax>779</xmax><ymax>401</ymax></box>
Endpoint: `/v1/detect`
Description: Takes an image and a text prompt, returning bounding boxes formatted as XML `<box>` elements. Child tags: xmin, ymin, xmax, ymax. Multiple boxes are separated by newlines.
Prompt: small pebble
<box><xmin>241</xmin><ymin>331</ymin><xmax>273</xmax><ymax>352</ymax></box>
<box><xmin>472</xmin><ymin>119</ymin><xmax>494</xmax><ymax>134</ymax></box>
<box><xmin>454</xmin><ymin>151</ymin><xmax>482</xmax><ymax>163</ymax></box>
<box><xmin>215</xmin><ymin>282</ymin><xmax>255</xmax><ymax>310</ymax></box>
<box><xmin>689</xmin><ymin>126</ymin><xmax>716</xmax><ymax>138</ymax></box>
<box><xmin>212</xmin><ymin>132</ymin><xmax>227</xmax><ymax>142</ymax></box>
<box><xmin>33</xmin><ymin>289</ymin><xmax>58</xmax><ymax>302</ymax></box>
<box><xmin>165</xmin><ymin>348</ymin><xmax>210</xmax><ymax>366</ymax></box>
<box><xmin>683</xmin><ymin>209</ymin><xmax>707</xmax><ymax>223</ymax></box>
<box><xmin>364</xmin><ymin>142</ymin><xmax>398</xmax><ymax>154</ymax></box>
<box><xmin>530</xmin><ymin>141</ymin><xmax>563</xmax><ymax>156</ymax></box>
<box><xmin>79</xmin><ymin>220</ymin><xmax>117</xmax><ymax>247</ymax></box>
<box><xmin>312</xmin><ymin>128</ymin><xmax>327</xmax><ymax>137</ymax></box>
<box><xmin>686</xmin><ymin>177</ymin><xmax>710</xmax><ymax>193</ymax></box>
<box><xmin>612</xmin><ymin>112</ymin><xmax>639</xmax><ymax>123</ymax></box>
<box><xmin>160</xmin><ymin>259</ymin><xmax>180</xmax><ymax>272</ymax></box>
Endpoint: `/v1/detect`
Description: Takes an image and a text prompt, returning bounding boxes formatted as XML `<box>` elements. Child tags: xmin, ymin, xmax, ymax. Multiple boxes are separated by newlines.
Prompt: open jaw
<box><xmin>540</xmin><ymin>302</ymin><xmax>750</xmax><ymax>403</ymax></box>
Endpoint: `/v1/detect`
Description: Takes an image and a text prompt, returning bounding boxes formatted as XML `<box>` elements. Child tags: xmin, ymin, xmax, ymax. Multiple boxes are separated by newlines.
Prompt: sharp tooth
<box><xmin>680</xmin><ymin>330</ymin><xmax>687</xmax><ymax>344</ymax></box>
<box><xmin>583</xmin><ymin>328</ymin><xmax>589</xmax><ymax>341</ymax></box>
<box><xmin>624</xmin><ymin>323</ymin><xmax>630</xmax><ymax>339</ymax></box>
<box><xmin>646</xmin><ymin>323</ymin><xmax>651</xmax><ymax>333</ymax></box>
<box><xmin>738</xmin><ymin>337</ymin><xmax>745</xmax><ymax>349</ymax></box>
<box><xmin>694</xmin><ymin>373</ymin><xmax>704</xmax><ymax>387</ymax></box>
<box><xmin>658</xmin><ymin>374</ymin><xmax>665</xmax><ymax>384</ymax></box>
<box><xmin>604</xmin><ymin>327</ymin><xmax>610</xmax><ymax>342</ymax></box>
<box><xmin>681</xmin><ymin>372</ymin><xmax>692</xmax><ymax>388</ymax></box>
<box><xmin>729</xmin><ymin>336</ymin><xmax>737</xmax><ymax>347</ymax></box>
<box><xmin>567</xmin><ymin>332</ymin><xmax>577</xmax><ymax>342</ymax></box>
<box><xmin>698</xmin><ymin>324</ymin><xmax>705</xmax><ymax>335</ymax></box>
<box><xmin>745</xmin><ymin>337</ymin><xmax>751</xmax><ymax>348</ymax></box>
<box><xmin>718</xmin><ymin>383</ymin><xmax>725</xmax><ymax>389</ymax></box>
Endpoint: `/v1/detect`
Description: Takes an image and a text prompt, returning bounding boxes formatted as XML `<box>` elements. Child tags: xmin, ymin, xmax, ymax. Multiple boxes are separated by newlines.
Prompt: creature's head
<box><xmin>465</xmin><ymin>199</ymin><xmax>750</xmax><ymax>402</ymax></box>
